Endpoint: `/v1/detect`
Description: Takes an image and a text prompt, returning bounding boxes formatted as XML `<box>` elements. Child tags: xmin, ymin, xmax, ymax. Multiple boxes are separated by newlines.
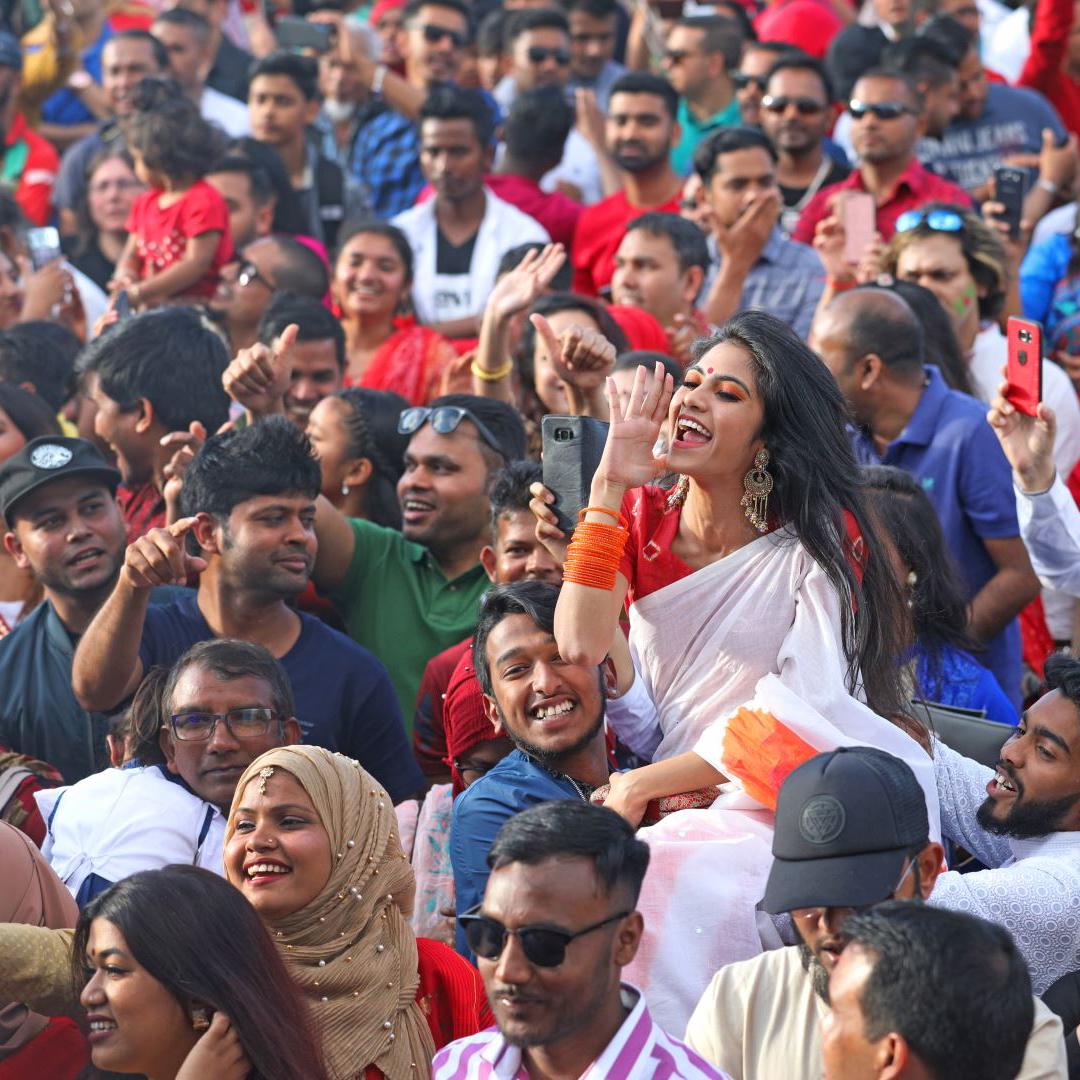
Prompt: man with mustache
<box><xmin>71</xmin><ymin>417</ymin><xmax>422</xmax><ymax>801</ymax></box>
<box><xmin>685</xmin><ymin>746</ymin><xmax>1066</xmax><ymax>1078</ymax></box>
<box><xmin>571</xmin><ymin>72</ymin><xmax>685</xmax><ymax>297</ymax></box>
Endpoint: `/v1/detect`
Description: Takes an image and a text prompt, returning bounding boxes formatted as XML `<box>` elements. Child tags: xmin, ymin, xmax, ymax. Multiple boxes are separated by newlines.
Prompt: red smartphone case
<box><xmin>1006</xmin><ymin>317</ymin><xmax>1043</xmax><ymax>417</ymax></box>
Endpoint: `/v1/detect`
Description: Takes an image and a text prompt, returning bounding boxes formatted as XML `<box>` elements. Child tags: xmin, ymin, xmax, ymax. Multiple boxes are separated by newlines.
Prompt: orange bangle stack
<box><xmin>563</xmin><ymin>510</ymin><xmax>629</xmax><ymax>591</ymax></box>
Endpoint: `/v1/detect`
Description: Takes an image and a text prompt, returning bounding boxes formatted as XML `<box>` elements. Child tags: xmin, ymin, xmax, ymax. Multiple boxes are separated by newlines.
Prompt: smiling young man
<box><xmin>450</xmin><ymin>581</ymin><xmax>618</xmax><ymax>959</ymax></box>
<box><xmin>0</xmin><ymin>436</ymin><xmax>128</xmax><ymax>783</ymax></box>
<box><xmin>927</xmin><ymin>653</ymin><xmax>1080</xmax><ymax>994</ymax></box>
<box><xmin>435</xmin><ymin>801</ymin><xmax>728</xmax><ymax>1079</ymax></box>
<box><xmin>71</xmin><ymin>418</ymin><xmax>421</xmax><ymax>801</ymax></box>
<box><xmin>37</xmin><ymin>639</ymin><xmax>301</xmax><ymax>905</ymax></box>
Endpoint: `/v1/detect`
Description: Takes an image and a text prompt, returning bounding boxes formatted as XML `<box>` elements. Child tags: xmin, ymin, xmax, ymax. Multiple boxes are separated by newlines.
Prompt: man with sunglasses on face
<box><xmin>684</xmin><ymin>747</ymin><xmax>1066</xmax><ymax>1079</ymax></box>
<box><xmin>38</xmin><ymin>639</ymin><xmax>302</xmax><ymax>906</ymax></box>
<box><xmin>792</xmin><ymin>69</ymin><xmax>971</xmax><ymax>247</ymax></box>
<box><xmin>759</xmin><ymin>56</ymin><xmax>850</xmax><ymax>236</ymax></box>
<box><xmin>436</xmin><ymin>800</ymin><xmax>729</xmax><ymax>1079</ymax></box>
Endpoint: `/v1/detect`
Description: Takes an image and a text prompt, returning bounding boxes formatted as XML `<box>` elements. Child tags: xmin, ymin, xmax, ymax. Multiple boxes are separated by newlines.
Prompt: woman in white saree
<box><xmin>540</xmin><ymin>311</ymin><xmax>940</xmax><ymax>1029</ymax></box>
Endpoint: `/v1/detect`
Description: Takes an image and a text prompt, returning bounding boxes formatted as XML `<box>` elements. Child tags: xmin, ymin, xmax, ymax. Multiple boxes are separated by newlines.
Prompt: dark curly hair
<box><xmin>126</xmin><ymin>78</ymin><xmax>228</xmax><ymax>182</ymax></box>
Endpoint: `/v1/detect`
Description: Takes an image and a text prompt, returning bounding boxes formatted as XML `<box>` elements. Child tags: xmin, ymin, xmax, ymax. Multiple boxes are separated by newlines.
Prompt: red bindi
<box><xmin>706</xmin><ymin>367</ymin><xmax>714</xmax><ymax>374</ymax></box>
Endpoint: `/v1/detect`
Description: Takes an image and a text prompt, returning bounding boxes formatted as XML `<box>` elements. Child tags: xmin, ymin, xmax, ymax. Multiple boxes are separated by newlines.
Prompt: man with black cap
<box><xmin>0</xmin><ymin>436</ymin><xmax>126</xmax><ymax>783</ymax></box>
<box><xmin>684</xmin><ymin>746</ymin><xmax>1066</xmax><ymax>1080</ymax></box>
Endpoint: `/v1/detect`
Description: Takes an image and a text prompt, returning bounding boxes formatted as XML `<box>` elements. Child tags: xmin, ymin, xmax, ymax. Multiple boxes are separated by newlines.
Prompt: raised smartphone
<box><xmin>26</xmin><ymin>226</ymin><xmax>61</xmax><ymax>270</ymax></box>
<box><xmin>541</xmin><ymin>415</ymin><xmax>609</xmax><ymax>535</ymax></box>
<box><xmin>842</xmin><ymin>192</ymin><xmax>876</xmax><ymax>264</ymax></box>
<box><xmin>274</xmin><ymin>15</ymin><xmax>334</xmax><ymax>52</ymax></box>
<box><xmin>994</xmin><ymin>167</ymin><xmax>1028</xmax><ymax>240</ymax></box>
<box><xmin>1006</xmin><ymin>316</ymin><xmax>1043</xmax><ymax>417</ymax></box>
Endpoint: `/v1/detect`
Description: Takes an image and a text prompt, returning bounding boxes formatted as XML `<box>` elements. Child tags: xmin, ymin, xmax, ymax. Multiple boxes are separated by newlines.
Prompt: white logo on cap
<box><xmin>30</xmin><ymin>444</ymin><xmax>73</xmax><ymax>470</ymax></box>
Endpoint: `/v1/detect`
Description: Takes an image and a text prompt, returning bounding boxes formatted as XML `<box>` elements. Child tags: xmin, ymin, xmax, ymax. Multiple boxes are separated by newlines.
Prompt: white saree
<box><xmin>619</xmin><ymin>527</ymin><xmax>942</xmax><ymax>1032</ymax></box>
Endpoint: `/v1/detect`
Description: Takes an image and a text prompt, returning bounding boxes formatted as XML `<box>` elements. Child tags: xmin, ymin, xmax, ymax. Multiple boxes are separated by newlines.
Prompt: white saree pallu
<box><xmin>619</xmin><ymin>530</ymin><xmax>942</xmax><ymax>1033</ymax></box>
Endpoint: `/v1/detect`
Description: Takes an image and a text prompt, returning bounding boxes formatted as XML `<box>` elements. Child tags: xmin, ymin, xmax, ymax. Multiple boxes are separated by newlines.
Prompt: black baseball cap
<box><xmin>0</xmin><ymin>437</ymin><xmax>121</xmax><ymax>526</ymax></box>
<box><xmin>762</xmin><ymin>746</ymin><xmax>930</xmax><ymax>914</ymax></box>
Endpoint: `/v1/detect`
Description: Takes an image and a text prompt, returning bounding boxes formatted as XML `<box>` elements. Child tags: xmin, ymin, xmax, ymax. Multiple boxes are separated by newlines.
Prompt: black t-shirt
<box><xmin>436</xmin><ymin>227</ymin><xmax>479</xmax><ymax>275</ymax></box>
<box><xmin>778</xmin><ymin>158</ymin><xmax>851</xmax><ymax>210</ymax></box>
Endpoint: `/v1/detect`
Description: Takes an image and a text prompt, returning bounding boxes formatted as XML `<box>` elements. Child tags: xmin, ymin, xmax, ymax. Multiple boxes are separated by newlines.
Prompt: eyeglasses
<box><xmin>526</xmin><ymin>45</ymin><xmax>570</xmax><ymax>65</ymax></box>
<box><xmin>452</xmin><ymin>755</ymin><xmax>500</xmax><ymax>778</ymax></box>
<box><xmin>237</xmin><ymin>261</ymin><xmax>270</xmax><ymax>289</ymax></box>
<box><xmin>733</xmin><ymin>72</ymin><xmax>769</xmax><ymax>92</ymax></box>
<box><xmin>761</xmin><ymin>94</ymin><xmax>826</xmax><ymax>116</ymax></box>
<box><xmin>89</xmin><ymin>178</ymin><xmax>144</xmax><ymax>196</ymax></box>
<box><xmin>459</xmin><ymin>908</ymin><xmax>631</xmax><ymax>967</ymax></box>
<box><xmin>398</xmin><ymin>405</ymin><xmax>507</xmax><ymax>459</ymax></box>
<box><xmin>663</xmin><ymin>48</ymin><xmax>696</xmax><ymax>65</ymax></box>
<box><xmin>421</xmin><ymin>23</ymin><xmax>466</xmax><ymax>48</ymax></box>
<box><xmin>168</xmin><ymin>707</ymin><xmax>279</xmax><ymax>742</ymax></box>
<box><xmin>848</xmin><ymin>99</ymin><xmax>914</xmax><ymax>121</ymax></box>
<box><xmin>895</xmin><ymin>208</ymin><xmax>965</xmax><ymax>234</ymax></box>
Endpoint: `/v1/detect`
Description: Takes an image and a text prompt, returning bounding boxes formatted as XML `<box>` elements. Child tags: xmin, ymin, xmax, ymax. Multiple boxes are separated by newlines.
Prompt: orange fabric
<box><xmin>722</xmin><ymin>707</ymin><xmax>819</xmax><ymax>811</ymax></box>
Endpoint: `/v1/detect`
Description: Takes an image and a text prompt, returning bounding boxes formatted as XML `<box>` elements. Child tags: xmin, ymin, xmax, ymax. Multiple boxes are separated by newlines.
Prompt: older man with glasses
<box><xmin>792</xmin><ymin>69</ymin><xmax>971</xmax><ymax>249</ymax></box>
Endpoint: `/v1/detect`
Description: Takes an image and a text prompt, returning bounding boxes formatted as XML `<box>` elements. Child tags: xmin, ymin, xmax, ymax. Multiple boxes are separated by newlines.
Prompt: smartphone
<box><xmin>115</xmin><ymin>289</ymin><xmax>131</xmax><ymax>320</ymax></box>
<box><xmin>541</xmin><ymin>415</ymin><xmax>609</xmax><ymax>535</ymax></box>
<box><xmin>274</xmin><ymin>15</ymin><xmax>334</xmax><ymax>52</ymax></box>
<box><xmin>26</xmin><ymin>226</ymin><xmax>61</xmax><ymax>271</ymax></box>
<box><xmin>1006</xmin><ymin>316</ymin><xmax>1043</xmax><ymax>417</ymax></box>
<box><xmin>842</xmin><ymin>192</ymin><xmax>876</xmax><ymax>264</ymax></box>
<box><xmin>994</xmin><ymin>167</ymin><xmax>1028</xmax><ymax>240</ymax></box>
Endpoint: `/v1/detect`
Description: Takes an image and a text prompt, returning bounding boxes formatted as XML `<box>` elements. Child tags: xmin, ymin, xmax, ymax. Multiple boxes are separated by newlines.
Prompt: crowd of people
<box><xmin>1</xmin><ymin>0</ymin><xmax>1080</xmax><ymax>1074</ymax></box>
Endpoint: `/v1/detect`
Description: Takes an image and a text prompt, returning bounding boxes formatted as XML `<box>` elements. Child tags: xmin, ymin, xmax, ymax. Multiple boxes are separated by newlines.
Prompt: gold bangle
<box><xmin>471</xmin><ymin>358</ymin><xmax>513</xmax><ymax>382</ymax></box>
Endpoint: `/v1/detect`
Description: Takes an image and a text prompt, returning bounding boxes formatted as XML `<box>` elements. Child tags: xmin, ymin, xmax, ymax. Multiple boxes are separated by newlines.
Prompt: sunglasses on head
<box><xmin>895</xmin><ymin>208</ymin><xmax>965</xmax><ymax>234</ymax></box>
<box><xmin>527</xmin><ymin>45</ymin><xmax>570</xmax><ymax>65</ymax></box>
<box><xmin>459</xmin><ymin>908</ymin><xmax>631</xmax><ymax>967</ymax></box>
<box><xmin>421</xmin><ymin>23</ymin><xmax>466</xmax><ymax>47</ymax></box>
<box><xmin>761</xmin><ymin>94</ymin><xmax>826</xmax><ymax>116</ymax></box>
<box><xmin>733</xmin><ymin>72</ymin><xmax>769</xmax><ymax>91</ymax></box>
<box><xmin>848</xmin><ymin>99</ymin><xmax>914</xmax><ymax>121</ymax></box>
<box><xmin>398</xmin><ymin>405</ymin><xmax>506</xmax><ymax>459</ymax></box>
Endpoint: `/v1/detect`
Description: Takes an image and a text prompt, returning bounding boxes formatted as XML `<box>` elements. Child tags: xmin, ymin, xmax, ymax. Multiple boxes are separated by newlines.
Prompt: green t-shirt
<box><xmin>331</xmin><ymin>518</ymin><xmax>489</xmax><ymax>728</ymax></box>
<box><xmin>671</xmin><ymin>96</ymin><xmax>741</xmax><ymax>176</ymax></box>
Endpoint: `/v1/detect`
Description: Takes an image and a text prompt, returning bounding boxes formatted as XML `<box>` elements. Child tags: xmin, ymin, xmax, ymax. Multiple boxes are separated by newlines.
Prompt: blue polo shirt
<box><xmin>850</xmin><ymin>366</ymin><xmax>1022</xmax><ymax>704</ymax></box>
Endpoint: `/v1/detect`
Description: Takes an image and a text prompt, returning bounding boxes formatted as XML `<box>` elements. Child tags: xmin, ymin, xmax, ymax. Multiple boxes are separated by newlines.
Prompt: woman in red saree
<box><xmin>333</xmin><ymin>221</ymin><xmax>457</xmax><ymax>406</ymax></box>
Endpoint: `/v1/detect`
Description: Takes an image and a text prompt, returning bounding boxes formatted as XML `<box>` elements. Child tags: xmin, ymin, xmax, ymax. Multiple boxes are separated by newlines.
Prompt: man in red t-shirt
<box><xmin>571</xmin><ymin>71</ymin><xmax>684</xmax><ymax>297</ymax></box>
<box><xmin>793</xmin><ymin>69</ymin><xmax>971</xmax><ymax>247</ymax></box>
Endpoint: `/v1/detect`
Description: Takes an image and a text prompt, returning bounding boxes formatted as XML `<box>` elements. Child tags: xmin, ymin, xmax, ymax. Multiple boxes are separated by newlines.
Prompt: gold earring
<box><xmin>191</xmin><ymin>1008</ymin><xmax>211</xmax><ymax>1032</ymax></box>
<box><xmin>666</xmin><ymin>474</ymin><xmax>689</xmax><ymax>510</ymax></box>
<box><xmin>741</xmin><ymin>449</ymin><xmax>773</xmax><ymax>533</ymax></box>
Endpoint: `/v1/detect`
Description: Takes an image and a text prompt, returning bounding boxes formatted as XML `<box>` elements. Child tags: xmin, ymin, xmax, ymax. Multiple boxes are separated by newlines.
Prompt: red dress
<box><xmin>125</xmin><ymin>179</ymin><xmax>233</xmax><ymax>300</ymax></box>
<box><xmin>345</xmin><ymin>317</ymin><xmax>458</xmax><ymax>406</ymax></box>
<box><xmin>364</xmin><ymin>938</ymin><xmax>494</xmax><ymax>1079</ymax></box>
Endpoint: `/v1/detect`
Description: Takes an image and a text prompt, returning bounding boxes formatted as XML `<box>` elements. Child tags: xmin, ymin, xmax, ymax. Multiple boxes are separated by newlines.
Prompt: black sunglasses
<box><xmin>848</xmin><ymin>99</ymin><xmax>914</xmax><ymax>120</ymax></box>
<box><xmin>527</xmin><ymin>45</ymin><xmax>570</xmax><ymax>65</ymax></box>
<box><xmin>663</xmin><ymin>47</ymin><xmax>695</xmax><ymax>65</ymax></box>
<box><xmin>459</xmin><ymin>908</ymin><xmax>631</xmax><ymax>967</ymax></box>
<box><xmin>733</xmin><ymin>72</ymin><xmax>769</xmax><ymax>91</ymax></box>
<box><xmin>762</xmin><ymin>94</ymin><xmax>826</xmax><ymax>116</ymax></box>
<box><xmin>398</xmin><ymin>405</ymin><xmax>506</xmax><ymax>459</ymax></box>
<box><xmin>421</xmin><ymin>23</ymin><xmax>466</xmax><ymax>47</ymax></box>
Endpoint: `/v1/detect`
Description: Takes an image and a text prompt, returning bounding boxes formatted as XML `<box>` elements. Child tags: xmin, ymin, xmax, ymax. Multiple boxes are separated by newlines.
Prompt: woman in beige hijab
<box><xmin>0</xmin><ymin>821</ymin><xmax>85</xmax><ymax>1079</ymax></box>
<box><xmin>223</xmin><ymin>745</ymin><xmax>492</xmax><ymax>1080</ymax></box>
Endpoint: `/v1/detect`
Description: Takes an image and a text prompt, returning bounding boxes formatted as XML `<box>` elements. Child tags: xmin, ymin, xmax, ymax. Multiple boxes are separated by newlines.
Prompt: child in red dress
<box><xmin>111</xmin><ymin>86</ymin><xmax>232</xmax><ymax>308</ymax></box>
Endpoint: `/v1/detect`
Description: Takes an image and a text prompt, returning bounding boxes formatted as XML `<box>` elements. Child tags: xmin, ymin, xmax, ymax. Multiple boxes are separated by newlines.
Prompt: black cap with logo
<box><xmin>0</xmin><ymin>437</ymin><xmax>121</xmax><ymax>526</ymax></box>
<box><xmin>762</xmin><ymin>746</ymin><xmax>930</xmax><ymax>914</ymax></box>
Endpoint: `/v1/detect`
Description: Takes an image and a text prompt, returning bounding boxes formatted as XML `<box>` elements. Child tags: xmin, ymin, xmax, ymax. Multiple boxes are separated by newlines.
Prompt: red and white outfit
<box><xmin>610</xmin><ymin>486</ymin><xmax>941</xmax><ymax>1031</ymax></box>
<box><xmin>125</xmin><ymin>179</ymin><xmax>233</xmax><ymax>300</ymax></box>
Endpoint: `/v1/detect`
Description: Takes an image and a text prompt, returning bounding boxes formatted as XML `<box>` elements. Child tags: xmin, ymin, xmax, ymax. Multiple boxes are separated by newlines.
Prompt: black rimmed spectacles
<box><xmin>168</xmin><ymin>707</ymin><xmax>279</xmax><ymax>742</ymax></box>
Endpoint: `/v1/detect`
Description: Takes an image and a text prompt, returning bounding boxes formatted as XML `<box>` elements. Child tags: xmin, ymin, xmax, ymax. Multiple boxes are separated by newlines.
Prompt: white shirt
<box><xmin>392</xmin><ymin>187</ymin><xmax>548</xmax><ymax>325</ymax></box>
<box><xmin>970</xmin><ymin>323</ymin><xmax>1080</xmax><ymax>478</ymax></box>
<box><xmin>1032</xmin><ymin>202</ymin><xmax>1077</xmax><ymax>248</ymax></box>
<box><xmin>1016</xmin><ymin>473</ymin><xmax>1080</xmax><ymax>595</ymax></box>
<box><xmin>433</xmin><ymin>985</ymin><xmax>730</xmax><ymax>1079</ymax></box>
<box><xmin>35</xmin><ymin>763</ymin><xmax>225</xmax><ymax>900</ymax></box>
<box><xmin>929</xmin><ymin>740</ymin><xmax>1080</xmax><ymax>994</ymax></box>
<box><xmin>201</xmin><ymin>85</ymin><xmax>251</xmax><ymax>137</ymax></box>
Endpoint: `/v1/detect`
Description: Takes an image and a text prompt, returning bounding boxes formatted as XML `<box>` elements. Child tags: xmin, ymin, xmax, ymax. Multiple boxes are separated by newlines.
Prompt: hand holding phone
<box><xmin>1006</xmin><ymin>316</ymin><xmax>1043</xmax><ymax>417</ymax></box>
<box><xmin>992</xmin><ymin>167</ymin><xmax>1028</xmax><ymax>240</ymax></box>
<box><xmin>542</xmin><ymin>415</ymin><xmax>609</xmax><ymax>534</ymax></box>
<box><xmin>842</xmin><ymin>192</ymin><xmax>876</xmax><ymax>265</ymax></box>
<box><xmin>26</xmin><ymin>226</ymin><xmax>62</xmax><ymax>271</ymax></box>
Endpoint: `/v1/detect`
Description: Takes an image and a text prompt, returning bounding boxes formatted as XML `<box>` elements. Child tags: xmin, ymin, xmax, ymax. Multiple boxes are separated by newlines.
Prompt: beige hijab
<box><xmin>225</xmin><ymin>746</ymin><xmax>436</xmax><ymax>1080</ymax></box>
<box><xmin>0</xmin><ymin>821</ymin><xmax>78</xmax><ymax>1059</ymax></box>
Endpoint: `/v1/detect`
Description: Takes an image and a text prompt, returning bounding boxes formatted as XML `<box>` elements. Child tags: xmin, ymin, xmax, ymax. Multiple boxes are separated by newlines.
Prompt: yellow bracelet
<box><xmin>471</xmin><ymin>358</ymin><xmax>514</xmax><ymax>382</ymax></box>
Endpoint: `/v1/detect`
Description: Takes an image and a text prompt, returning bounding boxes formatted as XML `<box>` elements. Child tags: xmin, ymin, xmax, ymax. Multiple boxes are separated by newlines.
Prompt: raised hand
<box><xmin>488</xmin><ymin>244</ymin><xmax>567</xmax><ymax>323</ymax></box>
<box><xmin>595</xmin><ymin>361</ymin><xmax>674</xmax><ymax>491</ymax></box>
<box><xmin>222</xmin><ymin>323</ymin><xmax>297</xmax><ymax>418</ymax></box>
<box><xmin>987</xmin><ymin>372</ymin><xmax>1057</xmax><ymax>492</ymax></box>
<box><xmin>161</xmin><ymin>421</ymin><xmax>207</xmax><ymax>524</ymax></box>
<box><xmin>530</xmin><ymin>311</ymin><xmax>616</xmax><ymax>393</ymax></box>
<box><xmin>175</xmin><ymin>1012</ymin><xmax>250</xmax><ymax>1080</ymax></box>
<box><xmin>121</xmin><ymin>517</ymin><xmax>207</xmax><ymax>589</ymax></box>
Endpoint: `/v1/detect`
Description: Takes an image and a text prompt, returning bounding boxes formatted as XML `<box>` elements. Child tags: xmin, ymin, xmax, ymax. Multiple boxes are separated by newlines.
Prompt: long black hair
<box><xmin>862</xmin><ymin>465</ymin><xmax>980</xmax><ymax>676</ymax></box>
<box><xmin>72</xmin><ymin>866</ymin><xmax>328</xmax><ymax>1080</ymax></box>
<box><xmin>698</xmin><ymin>311</ymin><xmax>915</xmax><ymax>730</ymax></box>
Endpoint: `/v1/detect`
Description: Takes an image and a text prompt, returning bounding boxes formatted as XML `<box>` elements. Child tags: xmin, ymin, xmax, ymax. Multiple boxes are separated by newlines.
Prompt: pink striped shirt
<box><xmin>431</xmin><ymin>985</ymin><xmax>730</xmax><ymax>1080</ymax></box>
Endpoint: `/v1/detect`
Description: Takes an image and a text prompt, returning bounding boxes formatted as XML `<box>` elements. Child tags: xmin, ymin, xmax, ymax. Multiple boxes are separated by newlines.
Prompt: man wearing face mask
<box><xmin>684</xmin><ymin>746</ymin><xmax>1066</xmax><ymax>1079</ymax></box>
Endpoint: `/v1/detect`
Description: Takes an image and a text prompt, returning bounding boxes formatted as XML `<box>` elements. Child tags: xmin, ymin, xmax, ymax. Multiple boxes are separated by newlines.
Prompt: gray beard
<box><xmin>797</xmin><ymin>944</ymin><xmax>831</xmax><ymax>1003</ymax></box>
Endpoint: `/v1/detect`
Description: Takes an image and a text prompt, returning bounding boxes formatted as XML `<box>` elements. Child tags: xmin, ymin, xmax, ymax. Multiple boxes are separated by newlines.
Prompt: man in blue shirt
<box><xmin>71</xmin><ymin>416</ymin><xmax>423</xmax><ymax>802</ymax></box>
<box><xmin>451</xmin><ymin>580</ymin><xmax>615</xmax><ymax>957</ymax></box>
<box><xmin>810</xmin><ymin>287</ymin><xmax>1039</xmax><ymax>705</ymax></box>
